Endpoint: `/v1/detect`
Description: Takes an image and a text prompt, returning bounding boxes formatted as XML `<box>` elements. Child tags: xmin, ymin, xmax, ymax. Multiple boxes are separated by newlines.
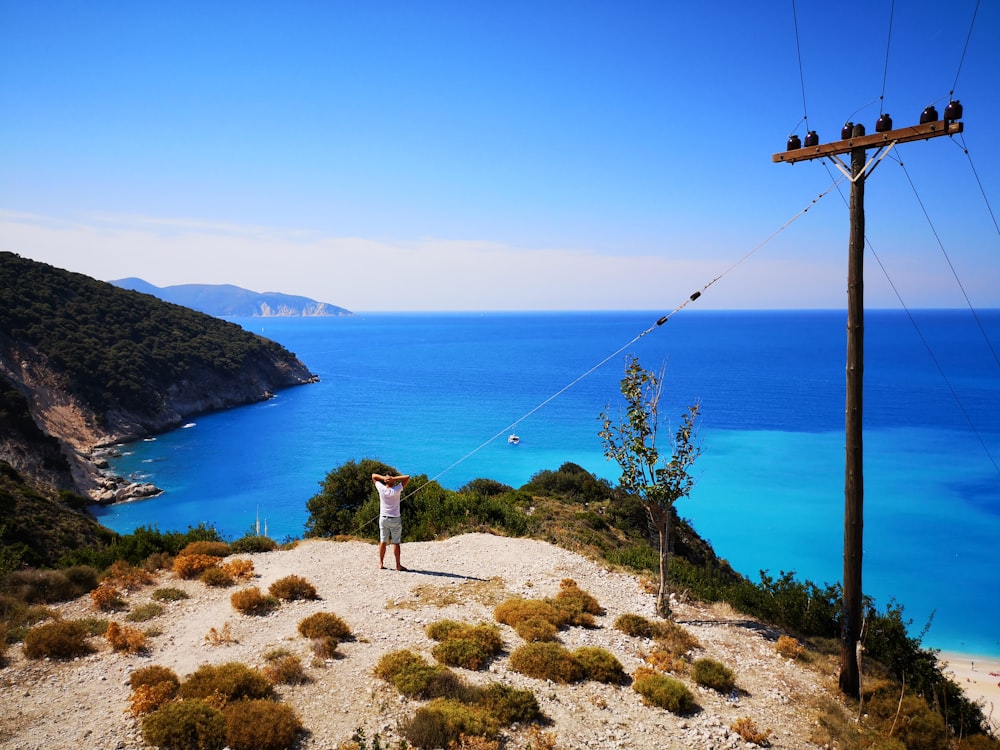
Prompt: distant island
<box><xmin>109</xmin><ymin>278</ymin><xmax>352</xmax><ymax>318</ymax></box>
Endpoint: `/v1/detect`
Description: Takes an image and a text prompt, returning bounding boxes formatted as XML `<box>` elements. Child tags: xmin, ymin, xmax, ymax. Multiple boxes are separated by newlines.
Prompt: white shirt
<box><xmin>376</xmin><ymin>481</ymin><xmax>402</xmax><ymax>517</ymax></box>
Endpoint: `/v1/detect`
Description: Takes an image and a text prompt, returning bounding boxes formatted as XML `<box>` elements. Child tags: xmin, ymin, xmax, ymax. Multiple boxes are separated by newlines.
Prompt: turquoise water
<box><xmin>92</xmin><ymin>310</ymin><xmax>1000</xmax><ymax>655</ymax></box>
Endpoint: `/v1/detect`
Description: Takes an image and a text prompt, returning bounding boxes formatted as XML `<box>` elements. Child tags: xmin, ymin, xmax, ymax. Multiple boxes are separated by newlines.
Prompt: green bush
<box><xmin>222</xmin><ymin>699</ymin><xmax>303</xmax><ymax>750</ymax></box>
<box><xmin>475</xmin><ymin>683</ymin><xmax>541</xmax><ymax>725</ymax></box>
<box><xmin>633</xmin><ymin>672</ymin><xmax>697</xmax><ymax>714</ymax></box>
<box><xmin>178</xmin><ymin>662</ymin><xmax>274</xmax><ymax>705</ymax></box>
<box><xmin>572</xmin><ymin>646</ymin><xmax>627</xmax><ymax>684</ymax></box>
<box><xmin>229</xmin><ymin>535</ymin><xmax>278</xmax><ymax>554</ymax></box>
<box><xmin>152</xmin><ymin>587</ymin><xmax>190</xmax><ymax>602</ymax></box>
<box><xmin>268</xmin><ymin>575</ymin><xmax>317</xmax><ymax>601</ymax></box>
<box><xmin>494</xmin><ymin>597</ymin><xmax>567</xmax><ymax>630</ymax></box>
<box><xmin>691</xmin><ymin>657</ymin><xmax>736</xmax><ymax>693</ymax></box>
<box><xmin>509</xmin><ymin>642</ymin><xmax>583</xmax><ymax>683</ymax></box>
<box><xmin>23</xmin><ymin>619</ymin><xmax>92</xmax><ymax>659</ymax></box>
<box><xmin>4</xmin><ymin>566</ymin><xmax>98</xmax><ymax>604</ymax></box>
<box><xmin>513</xmin><ymin>616</ymin><xmax>558</xmax><ymax>642</ymax></box>
<box><xmin>130</xmin><ymin>665</ymin><xmax>180</xmax><ymax>691</ymax></box>
<box><xmin>400</xmin><ymin>698</ymin><xmax>492</xmax><ymax>750</ymax></box>
<box><xmin>431</xmin><ymin>638</ymin><xmax>492</xmax><ymax>671</ymax></box>
<box><xmin>614</xmin><ymin>613</ymin><xmax>657</xmax><ymax>638</ymax></box>
<box><xmin>297</xmin><ymin>611</ymin><xmax>352</xmax><ymax>641</ymax></box>
<box><xmin>126</xmin><ymin>602</ymin><xmax>165</xmax><ymax>622</ymax></box>
<box><xmin>142</xmin><ymin>699</ymin><xmax>226</xmax><ymax>750</ymax></box>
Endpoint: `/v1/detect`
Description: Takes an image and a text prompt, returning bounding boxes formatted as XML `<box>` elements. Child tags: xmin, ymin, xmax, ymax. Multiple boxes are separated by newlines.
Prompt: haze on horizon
<box><xmin>1</xmin><ymin>2</ymin><xmax>998</xmax><ymax>313</ymax></box>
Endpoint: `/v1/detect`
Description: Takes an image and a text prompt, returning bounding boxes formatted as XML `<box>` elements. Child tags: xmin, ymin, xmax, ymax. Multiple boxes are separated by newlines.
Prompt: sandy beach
<box><xmin>938</xmin><ymin>651</ymin><xmax>1000</xmax><ymax>729</ymax></box>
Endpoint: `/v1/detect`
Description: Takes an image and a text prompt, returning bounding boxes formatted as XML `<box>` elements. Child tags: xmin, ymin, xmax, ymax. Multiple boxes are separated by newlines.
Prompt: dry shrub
<box><xmin>310</xmin><ymin>636</ymin><xmax>340</xmax><ymax>659</ymax></box>
<box><xmin>230</xmin><ymin>535</ymin><xmax>278</xmax><ymax>554</ymax></box>
<box><xmin>298</xmin><ymin>611</ymin><xmax>352</xmax><ymax>641</ymax></box>
<box><xmin>130</xmin><ymin>664</ymin><xmax>180</xmax><ymax>691</ymax></box>
<box><xmin>425</xmin><ymin>619</ymin><xmax>467</xmax><ymax>641</ymax></box>
<box><xmin>494</xmin><ymin>597</ymin><xmax>566</xmax><ymax>630</ymax></box>
<box><xmin>572</xmin><ymin>646</ymin><xmax>627</xmax><ymax>684</ymax></box>
<box><xmin>231</xmin><ymin>587</ymin><xmax>279</xmax><ymax>616</ymax></box>
<box><xmin>776</xmin><ymin>635</ymin><xmax>805</xmax><ymax>660</ymax></box>
<box><xmin>105</xmin><ymin>621</ymin><xmax>148</xmax><ymax>653</ymax></box>
<box><xmin>142</xmin><ymin>699</ymin><xmax>226</xmax><ymax>750</ymax></box>
<box><xmin>4</xmin><ymin>566</ymin><xmax>98</xmax><ymax>604</ymax></box>
<box><xmin>655</xmin><ymin>620</ymin><xmax>700</xmax><ymax>655</ymax></box>
<box><xmin>129</xmin><ymin>681</ymin><xmax>178</xmax><ymax>716</ymax></box>
<box><xmin>374</xmin><ymin>649</ymin><xmax>462</xmax><ymax>700</ymax></box>
<box><xmin>691</xmin><ymin>657</ymin><xmax>736</xmax><ymax>693</ymax></box>
<box><xmin>103</xmin><ymin>560</ymin><xmax>153</xmax><ymax>591</ymax></box>
<box><xmin>179</xmin><ymin>540</ymin><xmax>231</xmax><ymax>557</ymax></box>
<box><xmin>178</xmin><ymin>662</ymin><xmax>274</xmax><ymax>706</ymax></box>
<box><xmin>432</xmin><ymin>639</ymin><xmax>492</xmax><ymax>671</ymax></box>
<box><xmin>427</xmin><ymin>621</ymin><xmax>503</xmax><ymax>670</ymax></box>
<box><xmin>268</xmin><ymin>574</ymin><xmax>318</xmax><ymax>601</ymax></box>
<box><xmin>151</xmin><ymin>586</ymin><xmax>189</xmax><ymax>602</ymax></box>
<box><xmin>732</xmin><ymin>716</ymin><xmax>773</xmax><ymax>746</ymax></box>
<box><xmin>263</xmin><ymin>653</ymin><xmax>308</xmax><ymax>685</ymax></box>
<box><xmin>23</xmin><ymin>619</ymin><xmax>92</xmax><ymax>659</ymax></box>
<box><xmin>643</xmin><ymin>647</ymin><xmax>688</xmax><ymax>674</ymax></box>
<box><xmin>223</xmin><ymin>699</ymin><xmax>303</xmax><ymax>750</ymax></box>
<box><xmin>206</xmin><ymin>622</ymin><xmax>238</xmax><ymax>645</ymax></box>
<box><xmin>475</xmin><ymin>682</ymin><xmax>541</xmax><ymax>725</ymax></box>
<box><xmin>509</xmin><ymin>642</ymin><xmax>583</xmax><ymax>683</ymax></box>
<box><xmin>174</xmin><ymin>554</ymin><xmax>224</xmax><ymax>579</ymax></box>
<box><xmin>90</xmin><ymin>581</ymin><xmax>125</xmax><ymax>611</ymax></box>
<box><xmin>514</xmin><ymin>616</ymin><xmax>558</xmax><ymax>643</ymax></box>
<box><xmin>220</xmin><ymin>558</ymin><xmax>255</xmax><ymax>581</ymax></box>
<box><xmin>632</xmin><ymin>670</ymin><xmax>697</xmax><ymax>714</ymax></box>
<box><xmin>200</xmin><ymin>566</ymin><xmax>235</xmax><ymax>587</ymax></box>
<box><xmin>375</xmin><ymin>649</ymin><xmax>427</xmax><ymax>681</ymax></box>
<box><xmin>141</xmin><ymin>551</ymin><xmax>173</xmax><ymax>571</ymax></box>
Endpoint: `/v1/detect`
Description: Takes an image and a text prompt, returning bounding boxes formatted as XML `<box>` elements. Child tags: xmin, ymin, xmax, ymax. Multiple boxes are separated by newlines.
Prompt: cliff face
<box><xmin>0</xmin><ymin>252</ymin><xmax>318</xmax><ymax>502</ymax></box>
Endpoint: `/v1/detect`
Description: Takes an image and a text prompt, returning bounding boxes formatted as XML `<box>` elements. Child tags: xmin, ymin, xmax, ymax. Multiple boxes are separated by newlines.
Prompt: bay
<box><xmin>93</xmin><ymin>310</ymin><xmax>1000</xmax><ymax>655</ymax></box>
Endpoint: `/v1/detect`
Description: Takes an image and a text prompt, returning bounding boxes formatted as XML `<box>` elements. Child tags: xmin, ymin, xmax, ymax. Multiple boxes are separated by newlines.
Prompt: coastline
<box><xmin>937</xmin><ymin>651</ymin><xmax>1000</xmax><ymax>723</ymax></box>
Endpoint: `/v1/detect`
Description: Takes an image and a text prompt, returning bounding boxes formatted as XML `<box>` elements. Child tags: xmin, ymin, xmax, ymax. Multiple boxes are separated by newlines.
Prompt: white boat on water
<box><xmin>507</xmin><ymin>432</ymin><xmax>520</xmax><ymax>445</ymax></box>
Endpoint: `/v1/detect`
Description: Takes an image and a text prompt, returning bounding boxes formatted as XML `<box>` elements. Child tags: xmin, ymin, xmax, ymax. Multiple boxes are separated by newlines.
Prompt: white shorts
<box><xmin>379</xmin><ymin>515</ymin><xmax>402</xmax><ymax>544</ymax></box>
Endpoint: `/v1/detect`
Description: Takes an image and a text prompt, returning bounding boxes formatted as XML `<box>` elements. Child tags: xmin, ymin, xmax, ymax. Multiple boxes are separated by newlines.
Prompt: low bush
<box><xmin>229</xmin><ymin>534</ymin><xmax>278</xmax><ymax>553</ymax></box>
<box><xmin>263</xmin><ymin>652</ymin><xmax>308</xmax><ymax>685</ymax></box>
<box><xmin>4</xmin><ymin>566</ymin><xmax>98</xmax><ymax>604</ymax></box>
<box><xmin>179</xmin><ymin>541</ymin><xmax>231</xmax><ymax>558</ymax></box>
<box><xmin>231</xmin><ymin>587</ymin><xmax>280</xmax><ymax>616</ymax></box>
<box><xmin>509</xmin><ymin>642</ymin><xmax>583</xmax><ymax>683</ymax></box>
<box><xmin>731</xmin><ymin>716</ymin><xmax>773</xmax><ymax>746</ymax></box>
<box><xmin>476</xmin><ymin>682</ymin><xmax>541</xmax><ymax>725</ymax></box>
<box><xmin>514</xmin><ymin>616</ymin><xmax>558</xmax><ymax>642</ymax></box>
<box><xmin>374</xmin><ymin>649</ymin><xmax>463</xmax><ymax>700</ymax></box>
<box><xmin>105</xmin><ymin>621</ymin><xmax>148</xmax><ymax>654</ymax></box>
<box><xmin>140</xmin><ymin>551</ymin><xmax>173</xmax><ymax>571</ymax></box>
<box><xmin>269</xmin><ymin>575</ymin><xmax>318</xmax><ymax>601</ymax></box>
<box><xmin>129</xmin><ymin>681</ymin><xmax>178</xmax><ymax>716</ymax></box>
<box><xmin>632</xmin><ymin>669</ymin><xmax>697</xmax><ymax>714</ymax></box>
<box><xmin>130</xmin><ymin>665</ymin><xmax>180</xmax><ymax>691</ymax></box>
<box><xmin>691</xmin><ymin>657</ymin><xmax>736</xmax><ymax>693</ymax></box>
<box><xmin>614</xmin><ymin>613</ymin><xmax>656</xmax><ymax>638</ymax></box>
<box><xmin>223</xmin><ymin>699</ymin><xmax>303</xmax><ymax>750</ymax></box>
<box><xmin>655</xmin><ymin>620</ymin><xmax>701</xmax><ymax>656</ymax></box>
<box><xmin>90</xmin><ymin>581</ymin><xmax>126</xmax><ymax>612</ymax></box>
<box><xmin>205</xmin><ymin>623</ymin><xmax>238</xmax><ymax>645</ymax></box>
<box><xmin>298</xmin><ymin>611</ymin><xmax>352</xmax><ymax>641</ymax></box>
<box><xmin>126</xmin><ymin>602</ymin><xmax>165</xmax><ymax>622</ymax></box>
<box><xmin>775</xmin><ymin>635</ymin><xmax>805</xmax><ymax>660</ymax></box>
<box><xmin>374</xmin><ymin>649</ymin><xmax>426</xmax><ymax>681</ymax></box>
<box><xmin>494</xmin><ymin>598</ymin><xmax>567</xmax><ymax>630</ymax></box>
<box><xmin>432</xmin><ymin>638</ymin><xmax>492</xmax><ymax>671</ymax></box>
<box><xmin>220</xmin><ymin>558</ymin><xmax>255</xmax><ymax>581</ymax></box>
<box><xmin>550</xmin><ymin>579</ymin><xmax>604</xmax><ymax>627</ymax></box>
<box><xmin>427</xmin><ymin>620</ymin><xmax>503</xmax><ymax>670</ymax></box>
<box><xmin>572</xmin><ymin>646</ymin><xmax>627</xmax><ymax>684</ymax></box>
<box><xmin>200</xmin><ymin>566</ymin><xmax>235</xmax><ymax>587</ymax></box>
<box><xmin>23</xmin><ymin>619</ymin><xmax>92</xmax><ymax>659</ymax></box>
<box><xmin>174</xmin><ymin>554</ymin><xmax>224</xmax><ymax>579</ymax></box>
<box><xmin>103</xmin><ymin>560</ymin><xmax>154</xmax><ymax>591</ymax></box>
<box><xmin>178</xmin><ymin>662</ymin><xmax>274</xmax><ymax>705</ymax></box>
<box><xmin>400</xmin><ymin>698</ymin><xmax>492</xmax><ymax>750</ymax></box>
<box><xmin>151</xmin><ymin>586</ymin><xmax>189</xmax><ymax>602</ymax></box>
<box><xmin>142</xmin><ymin>699</ymin><xmax>227</xmax><ymax>750</ymax></box>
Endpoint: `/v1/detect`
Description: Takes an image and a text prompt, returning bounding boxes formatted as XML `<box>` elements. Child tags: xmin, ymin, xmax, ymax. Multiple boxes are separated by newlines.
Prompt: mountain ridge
<box><xmin>109</xmin><ymin>278</ymin><xmax>352</xmax><ymax>318</ymax></box>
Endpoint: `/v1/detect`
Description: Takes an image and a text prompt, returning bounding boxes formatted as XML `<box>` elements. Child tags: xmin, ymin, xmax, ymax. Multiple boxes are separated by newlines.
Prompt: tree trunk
<box><xmin>657</xmin><ymin>518</ymin><xmax>670</xmax><ymax>619</ymax></box>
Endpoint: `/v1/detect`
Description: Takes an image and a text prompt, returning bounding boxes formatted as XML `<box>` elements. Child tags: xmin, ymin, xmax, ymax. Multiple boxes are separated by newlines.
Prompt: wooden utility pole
<box><xmin>772</xmin><ymin>115</ymin><xmax>963</xmax><ymax>698</ymax></box>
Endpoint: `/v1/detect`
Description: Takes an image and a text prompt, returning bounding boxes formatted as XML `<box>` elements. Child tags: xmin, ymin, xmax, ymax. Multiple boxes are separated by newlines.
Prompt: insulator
<box><xmin>852</xmin><ymin>123</ymin><xmax>866</xmax><ymax>138</ymax></box>
<box><xmin>841</xmin><ymin>122</ymin><xmax>854</xmax><ymax>139</ymax></box>
<box><xmin>804</xmin><ymin>131</ymin><xmax>819</xmax><ymax>147</ymax></box>
<box><xmin>944</xmin><ymin>99</ymin><xmax>963</xmax><ymax>121</ymax></box>
<box><xmin>787</xmin><ymin>134</ymin><xmax>801</xmax><ymax>151</ymax></box>
<box><xmin>920</xmin><ymin>105</ymin><xmax>938</xmax><ymax>124</ymax></box>
<box><xmin>875</xmin><ymin>114</ymin><xmax>893</xmax><ymax>132</ymax></box>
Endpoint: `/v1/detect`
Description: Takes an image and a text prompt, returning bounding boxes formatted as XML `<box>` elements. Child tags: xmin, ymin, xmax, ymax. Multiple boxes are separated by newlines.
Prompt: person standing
<box><xmin>372</xmin><ymin>472</ymin><xmax>410</xmax><ymax>570</ymax></box>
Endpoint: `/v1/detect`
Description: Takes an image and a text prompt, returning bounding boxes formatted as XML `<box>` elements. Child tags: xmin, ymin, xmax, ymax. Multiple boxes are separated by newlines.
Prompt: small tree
<box><xmin>599</xmin><ymin>355</ymin><xmax>700</xmax><ymax>618</ymax></box>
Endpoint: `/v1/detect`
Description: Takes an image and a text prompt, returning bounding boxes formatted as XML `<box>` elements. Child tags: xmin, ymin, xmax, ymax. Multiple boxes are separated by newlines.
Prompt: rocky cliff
<box><xmin>0</xmin><ymin>252</ymin><xmax>318</xmax><ymax>504</ymax></box>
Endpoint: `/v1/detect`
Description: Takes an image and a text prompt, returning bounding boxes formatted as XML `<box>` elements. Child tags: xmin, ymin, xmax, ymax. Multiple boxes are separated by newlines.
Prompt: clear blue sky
<box><xmin>2</xmin><ymin>1</ymin><xmax>997</xmax><ymax>311</ymax></box>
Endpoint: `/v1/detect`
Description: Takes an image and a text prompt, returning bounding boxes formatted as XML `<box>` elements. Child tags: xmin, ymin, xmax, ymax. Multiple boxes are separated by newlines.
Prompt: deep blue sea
<box><xmin>92</xmin><ymin>310</ymin><xmax>1000</xmax><ymax>656</ymax></box>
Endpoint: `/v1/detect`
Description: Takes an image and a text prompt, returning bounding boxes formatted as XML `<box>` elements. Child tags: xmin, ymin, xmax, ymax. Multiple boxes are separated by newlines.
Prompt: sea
<box><xmin>92</xmin><ymin>310</ymin><xmax>1000</xmax><ymax>657</ymax></box>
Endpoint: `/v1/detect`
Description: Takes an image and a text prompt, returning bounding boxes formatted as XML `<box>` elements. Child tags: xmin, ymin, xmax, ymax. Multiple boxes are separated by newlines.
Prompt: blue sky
<box><xmin>2</xmin><ymin>1</ymin><xmax>997</xmax><ymax>311</ymax></box>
